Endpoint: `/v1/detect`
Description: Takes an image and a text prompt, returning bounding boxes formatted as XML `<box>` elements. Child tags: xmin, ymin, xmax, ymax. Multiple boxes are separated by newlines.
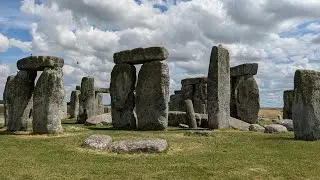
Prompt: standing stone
<box><xmin>193</xmin><ymin>83</ymin><xmax>207</xmax><ymax>114</ymax></box>
<box><xmin>78</xmin><ymin>77</ymin><xmax>95</xmax><ymax>124</ymax></box>
<box><xmin>3</xmin><ymin>75</ymin><xmax>15</xmax><ymax>127</ymax></box>
<box><xmin>61</xmin><ymin>89</ymin><xmax>68</xmax><ymax>119</ymax></box>
<box><xmin>292</xmin><ymin>70</ymin><xmax>320</xmax><ymax>140</ymax></box>
<box><xmin>69</xmin><ymin>90</ymin><xmax>80</xmax><ymax>119</ymax></box>
<box><xmin>95</xmin><ymin>92</ymin><xmax>104</xmax><ymax>115</ymax></box>
<box><xmin>185</xmin><ymin>99</ymin><xmax>197</xmax><ymax>128</ymax></box>
<box><xmin>33</xmin><ymin>68</ymin><xmax>64</xmax><ymax>134</ymax></box>
<box><xmin>169</xmin><ymin>91</ymin><xmax>183</xmax><ymax>111</ymax></box>
<box><xmin>283</xmin><ymin>90</ymin><xmax>294</xmax><ymax>119</ymax></box>
<box><xmin>234</xmin><ymin>76</ymin><xmax>260</xmax><ymax>124</ymax></box>
<box><xmin>207</xmin><ymin>45</ymin><xmax>230</xmax><ymax>129</ymax></box>
<box><xmin>136</xmin><ymin>61</ymin><xmax>169</xmax><ymax>130</ymax></box>
<box><xmin>7</xmin><ymin>71</ymin><xmax>36</xmax><ymax>131</ymax></box>
<box><xmin>110</xmin><ymin>64</ymin><xmax>136</xmax><ymax>129</ymax></box>
<box><xmin>181</xmin><ymin>84</ymin><xmax>194</xmax><ymax>102</ymax></box>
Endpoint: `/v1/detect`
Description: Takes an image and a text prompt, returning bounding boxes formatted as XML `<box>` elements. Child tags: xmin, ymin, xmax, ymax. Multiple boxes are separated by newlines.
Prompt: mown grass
<box><xmin>0</xmin><ymin>122</ymin><xmax>320</xmax><ymax>180</ymax></box>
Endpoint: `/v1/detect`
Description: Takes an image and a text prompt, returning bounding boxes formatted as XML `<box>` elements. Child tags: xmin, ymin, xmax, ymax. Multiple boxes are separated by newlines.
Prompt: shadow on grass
<box><xmin>263</xmin><ymin>135</ymin><xmax>294</xmax><ymax>141</ymax></box>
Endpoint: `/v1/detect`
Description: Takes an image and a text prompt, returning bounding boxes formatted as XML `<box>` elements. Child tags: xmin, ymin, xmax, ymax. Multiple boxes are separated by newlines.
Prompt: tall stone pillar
<box><xmin>95</xmin><ymin>92</ymin><xmax>104</xmax><ymax>115</ymax></box>
<box><xmin>69</xmin><ymin>90</ymin><xmax>80</xmax><ymax>119</ymax></box>
<box><xmin>3</xmin><ymin>75</ymin><xmax>15</xmax><ymax>127</ymax></box>
<box><xmin>78</xmin><ymin>77</ymin><xmax>95</xmax><ymax>124</ymax></box>
<box><xmin>283</xmin><ymin>90</ymin><xmax>294</xmax><ymax>119</ymax></box>
<box><xmin>207</xmin><ymin>45</ymin><xmax>230</xmax><ymax>129</ymax></box>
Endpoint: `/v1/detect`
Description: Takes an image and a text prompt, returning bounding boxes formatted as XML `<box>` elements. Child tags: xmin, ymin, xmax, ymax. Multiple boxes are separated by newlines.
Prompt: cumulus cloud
<box><xmin>0</xmin><ymin>33</ymin><xmax>9</xmax><ymax>52</ymax></box>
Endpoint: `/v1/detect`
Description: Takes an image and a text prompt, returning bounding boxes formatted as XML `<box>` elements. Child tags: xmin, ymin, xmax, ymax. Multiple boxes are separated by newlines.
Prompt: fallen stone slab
<box><xmin>94</xmin><ymin>87</ymin><xmax>109</xmax><ymax>93</ymax></box>
<box><xmin>184</xmin><ymin>130</ymin><xmax>213</xmax><ymax>137</ymax></box>
<box><xmin>264</xmin><ymin>124</ymin><xmax>288</xmax><ymax>133</ymax></box>
<box><xmin>82</xmin><ymin>135</ymin><xmax>112</xmax><ymax>149</ymax></box>
<box><xmin>85</xmin><ymin>113</ymin><xmax>112</xmax><ymax>126</ymax></box>
<box><xmin>230</xmin><ymin>63</ymin><xmax>258</xmax><ymax>77</ymax></box>
<box><xmin>249</xmin><ymin>124</ymin><xmax>265</xmax><ymax>132</ymax></box>
<box><xmin>17</xmin><ymin>56</ymin><xmax>64</xmax><ymax>71</ymax></box>
<box><xmin>168</xmin><ymin>111</ymin><xmax>187</xmax><ymax>126</ymax></box>
<box><xmin>108</xmin><ymin>139</ymin><xmax>168</xmax><ymax>153</ymax></box>
<box><xmin>114</xmin><ymin>47</ymin><xmax>169</xmax><ymax>64</ymax></box>
<box><xmin>181</xmin><ymin>77</ymin><xmax>208</xmax><ymax>86</ymax></box>
<box><xmin>229</xmin><ymin>117</ymin><xmax>250</xmax><ymax>131</ymax></box>
<box><xmin>274</xmin><ymin>119</ymin><xmax>293</xmax><ymax>131</ymax></box>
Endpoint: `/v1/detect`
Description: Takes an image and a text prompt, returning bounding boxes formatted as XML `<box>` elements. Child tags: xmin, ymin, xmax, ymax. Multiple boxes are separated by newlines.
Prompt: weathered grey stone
<box><xmin>7</xmin><ymin>71</ymin><xmax>36</xmax><ymax>131</ymax></box>
<box><xmin>114</xmin><ymin>47</ymin><xmax>169</xmax><ymax>64</ymax></box>
<box><xmin>3</xmin><ymin>75</ymin><xmax>15</xmax><ymax>127</ymax></box>
<box><xmin>110</xmin><ymin>64</ymin><xmax>136</xmax><ymax>129</ymax></box>
<box><xmin>78</xmin><ymin>77</ymin><xmax>95</xmax><ymax>124</ymax></box>
<box><xmin>82</xmin><ymin>135</ymin><xmax>112</xmax><ymax>149</ymax></box>
<box><xmin>184</xmin><ymin>130</ymin><xmax>213</xmax><ymax>137</ymax></box>
<box><xmin>168</xmin><ymin>111</ymin><xmax>187</xmax><ymax>126</ymax></box>
<box><xmin>76</xmin><ymin>85</ymin><xmax>81</xmax><ymax>90</ymax></box>
<box><xmin>264</xmin><ymin>124</ymin><xmax>288</xmax><ymax>133</ymax></box>
<box><xmin>193</xmin><ymin>83</ymin><xmax>207</xmax><ymax>114</ymax></box>
<box><xmin>136</xmin><ymin>61</ymin><xmax>169</xmax><ymax>130</ymax></box>
<box><xmin>185</xmin><ymin>99</ymin><xmax>197</xmax><ymax>128</ymax></box>
<box><xmin>108</xmin><ymin>139</ymin><xmax>168</xmax><ymax>153</ymax></box>
<box><xmin>179</xmin><ymin>124</ymin><xmax>189</xmax><ymax>128</ymax></box>
<box><xmin>229</xmin><ymin>117</ymin><xmax>250</xmax><ymax>131</ymax></box>
<box><xmin>283</xmin><ymin>90</ymin><xmax>294</xmax><ymax>119</ymax></box>
<box><xmin>292</xmin><ymin>70</ymin><xmax>320</xmax><ymax>140</ymax></box>
<box><xmin>207</xmin><ymin>45</ymin><xmax>230</xmax><ymax>129</ymax></box>
<box><xmin>94</xmin><ymin>87</ymin><xmax>109</xmax><ymax>93</ymax></box>
<box><xmin>194</xmin><ymin>113</ymin><xmax>202</xmax><ymax>127</ymax></box>
<box><xmin>61</xmin><ymin>90</ymin><xmax>68</xmax><ymax>119</ymax></box>
<box><xmin>181</xmin><ymin>77</ymin><xmax>208</xmax><ymax>86</ymax></box>
<box><xmin>33</xmin><ymin>68</ymin><xmax>64</xmax><ymax>134</ymax></box>
<box><xmin>199</xmin><ymin>114</ymin><xmax>208</xmax><ymax>128</ymax></box>
<box><xmin>17</xmin><ymin>56</ymin><xmax>64</xmax><ymax>71</ymax></box>
<box><xmin>274</xmin><ymin>119</ymin><xmax>293</xmax><ymax>131</ymax></box>
<box><xmin>169</xmin><ymin>93</ymin><xmax>183</xmax><ymax>111</ymax></box>
<box><xmin>181</xmin><ymin>84</ymin><xmax>194</xmax><ymax>103</ymax></box>
<box><xmin>69</xmin><ymin>90</ymin><xmax>80</xmax><ymax>119</ymax></box>
<box><xmin>232</xmin><ymin>75</ymin><xmax>260</xmax><ymax>124</ymax></box>
<box><xmin>95</xmin><ymin>92</ymin><xmax>104</xmax><ymax>116</ymax></box>
<box><xmin>230</xmin><ymin>63</ymin><xmax>258</xmax><ymax>77</ymax></box>
<box><xmin>249</xmin><ymin>124</ymin><xmax>265</xmax><ymax>132</ymax></box>
<box><xmin>174</xmin><ymin>90</ymin><xmax>181</xmax><ymax>94</ymax></box>
<box><xmin>84</xmin><ymin>113</ymin><xmax>112</xmax><ymax>126</ymax></box>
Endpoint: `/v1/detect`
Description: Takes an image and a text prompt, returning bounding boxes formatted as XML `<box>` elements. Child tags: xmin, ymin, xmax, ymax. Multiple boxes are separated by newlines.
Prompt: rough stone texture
<box><xmin>229</xmin><ymin>117</ymin><xmax>250</xmax><ymax>131</ymax></box>
<box><xmin>181</xmin><ymin>84</ymin><xmax>194</xmax><ymax>102</ymax></box>
<box><xmin>95</xmin><ymin>92</ymin><xmax>104</xmax><ymax>115</ymax></box>
<box><xmin>114</xmin><ymin>47</ymin><xmax>169</xmax><ymax>64</ymax></box>
<box><xmin>181</xmin><ymin>77</ymin><xmax>208</xmax><ymax>86</ymax></box>
<box><xmin>94</xmin><ymin>87</ymin><xmax>109</xmax><ymax>93</ymax></box>
<box><xmin>108</xmin><ymin>139</ymin><xmax>168</xmax><ymax>153</ymax></box>
<box><xmin>82</xmin><ymin>135</ymin><xmax>112</xmax><ymax>149</ymax></box>
<box><xmin>249</xmin><ymin>124</ymin><xmax>265</xmax><ymax>132</ymax></box>
<box><xmin>193</xmin><ymin>83</ymin><xmax>207</xmax><ymax>114</ymax></box>
<box><xmin>169</xmin><ymin>92</ymin><xmax>183</xmax><ymax>111</ymax></box>
<box><xmin>185</xmin><ymin>99</ymin><xmax>197</xmax><ymax>128</ymax></box>
<box><xmin>199</xmin><ymin>114</ymin><xmax>208</xmax><ymax>128</ymax></box>
<box><xmin>230</xmin><ymin>63</ymin><xmax>258</xmax><ymax>77</ymax></box>
<box><xmin>61</xmin><ymin>90</ymin><xmax>68</xmax><ymax>119</ymax></box>
<box><xmin>85</xmin><ymin>113</ymin><xmax>112</xmax><ymax>126</ymax></box>
<box><xmin>3</xmin><ymin>75</ymin><xmax>15</xmax><ymax>127</ymax></box>
<box><xmin>168</xmin><ymin>111</ymin><xmax>187</xmax><ymax>126</ymax></box>
<box><xmin>136</xmin><ymin>61</ymin><xmax>169</xmax><ymax>130</ymax></box>
<box><xmin>184</xmin><ymin>131</ymin><xmax>213</xmax><ymax>137</ymax></box>
<box><xmin>76</xmin><ymin>86</ymin><xmax>81</xmax><ymax>90</ymax></box>
<box><xmin>78</xmin><ymin>77</ymin><xmax>95</xmax><ymax>124</ymax></box>
<box><xmin>17</xmin><ymin>56</ymin><xmax>64</xmax><ymax>71</ymax></box>
<box><xmin>292</xmin><ymin>70</ymin><xmax>320</xmax><ymax>140</ymax></box>
<box><xmin>274</xmin><ymin>119</ymin><xmax>293</xmax><ymax>131</ymax></box>
<box><xmin>231</xmin><ymin>75</ymin><xmax>260</xmax><ymax>124</ymax></box>
<box><xmin>7</xmin><ymin>71</ymin><xmax>36</xmax><ymax>131</ymax></box>
<box><xmin>283</xmin><ymin>90</ymin><xmax>294</xmax><ymax>119</ymax></box>
<box><xmin>264</xmin><ymin>124</ymin><xmax>288</xmax><ymax>133</ymax></box>
<box><xmin>207</xmin><ymin>45</ymin><xmax>230</xmax><ymax>129</ymax></box>
<box><xmin>69</xmin><ymin>90</ymin><xmax>80</xmax><ymax>119</ymax></box>
<box><xmin>33</xmin><ymin>68</ymin><xmax>64</xmax><ymax>134</ymax></box>
<box><xmin>110</xmin><ymin>64</ymin><xmax>136</xmax><ymax>129</ymax></box>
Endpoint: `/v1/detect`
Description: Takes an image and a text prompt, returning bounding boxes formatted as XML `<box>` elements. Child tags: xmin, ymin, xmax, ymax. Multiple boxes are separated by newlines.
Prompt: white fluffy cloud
<box><xmin>0</xmin><ymin>33</ymin><xmax>9</xmax><ymax>52</ymax></box>
<box><xmin>3</xmin><ymin>0</ymin><xmax>318</xmax><ymax>107</ymax></box>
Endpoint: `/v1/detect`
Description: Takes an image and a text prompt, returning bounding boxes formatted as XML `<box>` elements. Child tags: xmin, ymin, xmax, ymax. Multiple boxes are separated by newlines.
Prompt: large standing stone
<box><xmin>136</xmin><ymin>61</ymin><xmax>169</xmax><ymax>130</ymax></box>
<box><xmin>193</xmin><ymin>83</ymin><xmax>207</xmax><ymax>114</ymax></box>
<box><xmin>33</xmin><ymin>68</ymin><xmax>64</xmax><ymax>134</ymax></box>
<box><xmin>185</xmin><ymin>99</ymin><xmax>197</xmax><ymax>128</ymax></box>
<box><xmin>207</xmin><ymin>45</ymin><xmax>230</xmax><ymax>129</ymax></box>
<box><xmin>169</xmin><ymin>91</ymin><xmax>183</xmax><ymax>111</ymax></box>
<box><xmin>61</xmin><ymin>89</ymin><xmax>68</xmax><ymax>119</ymax></box>
<box><xmin>234</xmin><ymin>75</ymin><xmax>260</xmax><ymax>124</ymax></box>
<box><xmin>110</xmin><ymin>64</ymin><xmax>136</xmax><ymax>129</ymax></box>
<box><xmin>181</xmin><ymin>84</ymin><xmax>194</xmax><ymax>102</ymax></box>
<box><xmin>7</xmin><ymin>71</ymin><xmax>36</xmax><ymax>131</ymax></box>
<box><xmin>95</xmin><ymin>92</ymin><xmax>104</xmax><ymax>116</ymax></box>
<box><xmin>3</xmin><ymin>75</ymin><xmax>15</xmax><ymax>127</ymax></box>
<box><xmin>292</xmin><ymin>70</ymin><xmax>320</xmax><ymax>140</ymax></box>
<box><xmin>78</xmin><ymin>77</ymin><xmax>95</xmax><ymax>124</ymax></box>
<box><xmin>283</xmin><ymin>90</ymin><xmax>294</xmax><ymax>119</ymax></box>
<box><xmin>69</xmin><ymin>90</ymin><xmax>80</xmax><ymax>119</ymax></box>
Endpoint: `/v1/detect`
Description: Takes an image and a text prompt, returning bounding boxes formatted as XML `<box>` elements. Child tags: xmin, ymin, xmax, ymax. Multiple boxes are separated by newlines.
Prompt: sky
<box><xmin>0</xmin><ymin>0</ymin><xmax>319</xmax><ymax>107</ymax></box>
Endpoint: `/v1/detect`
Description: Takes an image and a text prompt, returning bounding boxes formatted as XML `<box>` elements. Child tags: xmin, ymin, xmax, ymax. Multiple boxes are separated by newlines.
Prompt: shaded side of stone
<box><xmin>3</xmin><ymin>75</ymin><xmax>15</xmax><ymax>127</ymax></box>
<box><xmin>33</xmin><ymin>68</ymin><xmax>64</xmax><ymax>134</ymax></box>
<box><xmin>230</xmin><ymin>63</ymin><xmax>258</xmax><ymax>77</ymax></box>
<box><xmin>78</xmin><ymin>77</ymin><xmax>95</xmax><ymax>124</ymax></box>
<box><xmin>95</xmin><ymin>92</ymin><xmax>104</xmax><ymax>116</ymax></box>
<box><xmin>193</xmin><ymin>83</ymin><xmax>207</xmax><ymax>114</ymax></box>
<box><xmin>69</xmin><ymin>90</ymin><xmax>80</xmax><ymax>119</ymax></box>
<box><xmin>181</xmin><ymin>77</ymin><xmax>208</xmax><ymax>86</ymax></box>
<box><xmin>207</xmin><ymin>45</ymin><xmax>230</xmax><ymax>129</ymax></box>
<box><xmin>110</xmin><ymin>64</ymin><xmax>136</xmax><ymax>129</ymax></box>
<box><xmin>185</xmin><ymin>99</ymin><xmax>197</xmax><ymax>128</ymax></box>
<box><xmin>94</xmin><ymin>87</ymin><xmax>109</xmax><ymax>93</ymax></box>
<box><xmin>169</xmin><ymin>93</ymin><xmax>183</xmax><ymax>111</ymax></box>
<box><xmin>17</xmin><ymin>56</ymin><xmax>64</xmax><ymax>71</ymax></box>
<box><xmin>283</xmin><ymin>90</ymin><xmax>294</xmax><ymax>119</ymax></box>
<box><xmin>136</xmin><ymin>61</ymin><xmax>169</xmax><ymax>130</ymax></box>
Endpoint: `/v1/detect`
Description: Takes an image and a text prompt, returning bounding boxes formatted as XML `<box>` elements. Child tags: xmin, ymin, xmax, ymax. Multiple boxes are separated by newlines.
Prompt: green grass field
<box><xmin>0</xmin><ymin>119</ymin><xmax>320</xmax><ymax>180</ymax></box>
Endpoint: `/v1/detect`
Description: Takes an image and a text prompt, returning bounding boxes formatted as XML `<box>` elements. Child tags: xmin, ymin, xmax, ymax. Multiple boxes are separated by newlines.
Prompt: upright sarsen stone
<box><xmin>95</xmin><ymin>92</ymin><xmax>104</xmax><ymax>116</ymax></box>
<box><xmin>136</xmin><ymin>61</ymin><xmax>169</xmax><ymax>130</ymax></box>
<box><xmin>194</xmin><ymin>83</ymin><xmax>207</xmax><ymax>114</ymax></box>
<box><xmin>292</xmin><ymin>70</ymin><xmax>320</xmax><ymax>140</ymax></box>
<box><xmin>7</xmin><ymin>71</ymin><xmax>36</xmax><ymax>131</ymax></box>
<box><xmin>3</xmin><ymin>75</ymin><xmax>15</xmax><ymax>127</ymax></box>
<box><xmin>110</xmin><ymin>64</ymin><xmax>136</xmax><ymax>129</ymax></box>
<box><xmin>33</xmin><ymin>68</ymin><xmax>64</xmax><ymax>134</ymax></box>
<box><xmin>283</xmin><ymin>90</ymin><xmax>294</xmax><ymax>119</ymax></box>
<box><xmin>207</xmin><ymin>45</ymin><xmax>230</xmax><ymax>129</ymax></box>
<box><xmin>69</xmin><ymin>90</ymin><xmax>80</xmax><ymax>119</ymax></box>
<box><xmin>78</xmin><ymin>77</ymin><xmax>95</xmax><ymax>124</ymax></box>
